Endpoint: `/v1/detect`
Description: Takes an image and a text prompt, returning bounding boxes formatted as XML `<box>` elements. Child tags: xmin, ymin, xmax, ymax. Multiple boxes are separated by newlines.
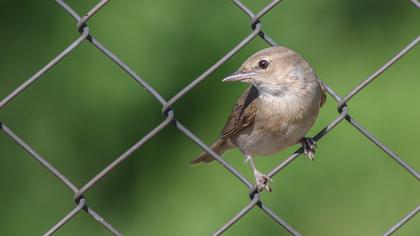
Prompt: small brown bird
<box><xmin>191</xmin><ymin>46</ymin><xmax>326</xmax><ymax>191</ymax></box>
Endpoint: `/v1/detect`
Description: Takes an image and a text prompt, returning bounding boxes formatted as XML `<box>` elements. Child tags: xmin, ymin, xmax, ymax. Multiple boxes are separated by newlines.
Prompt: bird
<box><xmin>191</xmin><ymin>46</ymin><xmax>326</xmax><ymax>192</ymax></box>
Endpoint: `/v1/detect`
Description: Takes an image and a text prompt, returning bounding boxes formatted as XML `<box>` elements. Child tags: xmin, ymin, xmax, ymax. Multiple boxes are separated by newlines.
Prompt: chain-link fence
<box><xmin>0</xmin><ymin>0</ymin><xmax>419</xmax><ymax>235</ymax></box>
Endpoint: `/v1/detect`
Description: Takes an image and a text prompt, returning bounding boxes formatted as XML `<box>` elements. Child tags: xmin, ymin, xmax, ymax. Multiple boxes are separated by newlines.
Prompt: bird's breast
<box><xmin>233</xmin><ymin>88</ymin><xmax>321</xmax><ymax>156</ymax></box>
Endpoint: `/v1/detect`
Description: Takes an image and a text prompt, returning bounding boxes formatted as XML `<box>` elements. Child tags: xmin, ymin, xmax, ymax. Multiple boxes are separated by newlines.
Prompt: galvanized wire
<box><xmin>0</xmin><ymin>0</ymin><xmax>419</xmax><ymax>235</ymax></box>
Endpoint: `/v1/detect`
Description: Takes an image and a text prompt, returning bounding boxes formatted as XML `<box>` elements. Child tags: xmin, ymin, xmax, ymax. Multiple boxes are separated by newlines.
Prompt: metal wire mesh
<box><xmin>0</xmin><ymin>0</ymin><xmax>419</xmax><ymax>235</ymax></box>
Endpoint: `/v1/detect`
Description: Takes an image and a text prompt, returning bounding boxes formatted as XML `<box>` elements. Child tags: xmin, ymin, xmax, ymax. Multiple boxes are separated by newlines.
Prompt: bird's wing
<box><xmin>319</xmin><ymin>80</ymin><xmax>327</xmax><ymax>107</ymax></box>
<box><xmin>221</xmin><ymin>86</ymin><xmax>259</xmax><ymax>139</ymax></box>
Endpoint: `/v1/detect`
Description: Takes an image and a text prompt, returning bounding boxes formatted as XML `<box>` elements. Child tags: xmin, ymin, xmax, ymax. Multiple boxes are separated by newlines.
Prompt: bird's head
<box><xmin>223</xmin><ymin>47</ymin><xmax>315</xmax><ymax>93</ymax></box>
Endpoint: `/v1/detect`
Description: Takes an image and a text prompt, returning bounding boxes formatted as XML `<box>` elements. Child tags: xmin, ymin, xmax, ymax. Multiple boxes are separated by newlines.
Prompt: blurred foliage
<box><xmin>0</xmin><ymin>0</ymin><xmax>419</xmax><ymax>235</ymax></box>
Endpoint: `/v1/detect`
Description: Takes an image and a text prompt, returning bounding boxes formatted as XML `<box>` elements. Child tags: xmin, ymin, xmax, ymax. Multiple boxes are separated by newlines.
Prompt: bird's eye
<box><xmin>258</xmin><ymin>59</ymin><xmax>269</xmax><ymax>69</ymax></box>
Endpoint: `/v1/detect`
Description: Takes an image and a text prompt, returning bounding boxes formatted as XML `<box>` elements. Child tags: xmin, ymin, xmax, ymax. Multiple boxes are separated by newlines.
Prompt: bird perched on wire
<box><xmin>191</xmin><ymin>46</ymin><xmax>326</xmax><ymax>192</ymax></box>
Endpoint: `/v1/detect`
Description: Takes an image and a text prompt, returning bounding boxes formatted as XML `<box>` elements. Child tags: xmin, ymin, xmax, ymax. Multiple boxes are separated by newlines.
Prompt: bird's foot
<box><xmin>301</xmin><ymin>137</ymin><xmax>316</xmax><ymax>160</ymax></box>
<box><xmin>254</xmin><ymin>171</ymin><xmax>272</xmax><ymax>192</ymax></box>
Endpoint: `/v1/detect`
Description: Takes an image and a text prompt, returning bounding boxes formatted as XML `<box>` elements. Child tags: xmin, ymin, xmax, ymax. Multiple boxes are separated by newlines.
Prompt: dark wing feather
<box><xmin>221</xmin><ymin>86</ymin><xmax>259</xmax><ymax>139</ymax></box>
<box><xmin>319</xmin><ymin>80</ymin><xmax>327</xmax><ymax>107</ymax></box>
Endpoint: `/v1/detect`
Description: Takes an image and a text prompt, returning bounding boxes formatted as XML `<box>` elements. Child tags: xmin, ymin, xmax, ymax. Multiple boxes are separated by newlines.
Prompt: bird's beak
<box><xmin>222</xmin><ymin>71</ymin><xmax>258</xmax><ymax>83</ymax></box>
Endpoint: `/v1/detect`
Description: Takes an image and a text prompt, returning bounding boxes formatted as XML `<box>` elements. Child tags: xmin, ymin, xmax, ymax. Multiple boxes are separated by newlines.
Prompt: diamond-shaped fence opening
<box><xmin>0</xmin><ymin>0</ymin><xmax>419</xmax><ymax>235</ymax></box>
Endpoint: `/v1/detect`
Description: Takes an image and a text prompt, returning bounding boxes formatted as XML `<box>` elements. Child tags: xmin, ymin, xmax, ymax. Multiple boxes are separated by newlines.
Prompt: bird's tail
<box><xmin>191</xmin><ymin>138</ymin><xmax>232</xmax><ymax>164</ymax></box>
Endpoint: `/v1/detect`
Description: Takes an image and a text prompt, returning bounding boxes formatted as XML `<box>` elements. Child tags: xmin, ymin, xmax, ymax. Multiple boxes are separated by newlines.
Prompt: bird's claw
<box><xmin>255</xmin><ymin>172</ymin><xmax>272</xmax><ymax>192</ymax></box>
<box><xmin>302</xmin><ymin>137</ymin><xmax>316</xmax><ymax>160</ymax></box>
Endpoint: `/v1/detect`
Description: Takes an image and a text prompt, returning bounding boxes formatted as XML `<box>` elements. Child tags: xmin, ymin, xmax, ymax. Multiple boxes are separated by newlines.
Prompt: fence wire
<box><xmin>0</xmin><ymin>0</ymin><xmax>419</xmax><ymax>235</ymax></box>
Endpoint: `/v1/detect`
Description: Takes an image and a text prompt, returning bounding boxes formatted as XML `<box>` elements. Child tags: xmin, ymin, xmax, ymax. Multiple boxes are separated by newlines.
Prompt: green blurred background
<box><xmin>0</xmin><ymin>0</ymin><xmax>419</xmax><ymax>235</ymax></box>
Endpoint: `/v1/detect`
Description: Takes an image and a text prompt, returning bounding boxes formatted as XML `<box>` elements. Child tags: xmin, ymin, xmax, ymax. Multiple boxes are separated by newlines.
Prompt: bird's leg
<box><xmin>301</xmin><ymin>137</ymin><xmax>316</xmax><ymax>160</ymax></box>
<box><xmin>246</xmin><ymin>155</ymin><xmax>272</xmax><ymax>192</ymax></box>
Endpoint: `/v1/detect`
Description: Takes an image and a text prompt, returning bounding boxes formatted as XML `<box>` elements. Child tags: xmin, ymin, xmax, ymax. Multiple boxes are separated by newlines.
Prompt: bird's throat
<box><xmin>256</xmin><ymin>84</ymin><xmax>289</xmax><ymax>97</ymax></box>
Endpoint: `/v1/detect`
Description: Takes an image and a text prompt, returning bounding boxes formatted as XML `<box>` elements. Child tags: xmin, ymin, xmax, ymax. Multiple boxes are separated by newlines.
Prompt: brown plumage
<box><xmin>191</xmin><ymin>86</ymin><xmax>259</xmax><ymax>164</ymax></box>
<box><xmin>191</xmin><ymin>83</ymin><xmax>325</xmax><ymax>164</ymax></box>
<box><xmin>191</xmin><ymin>46</ymin><xmax>325</xmax><ymax>191</ymax></box>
